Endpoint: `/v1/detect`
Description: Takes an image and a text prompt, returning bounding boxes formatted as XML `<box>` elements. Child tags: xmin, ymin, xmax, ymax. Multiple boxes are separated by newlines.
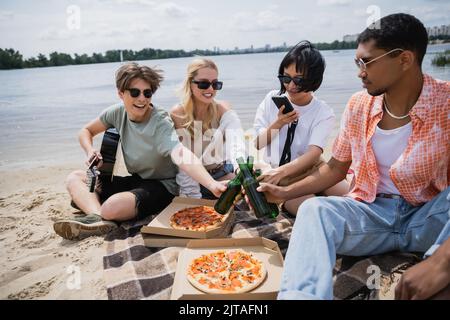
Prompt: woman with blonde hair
<box><xmin>171</xmin><ymin>58</ymin><xmax>246</xmax><ymax>199</ymax></box>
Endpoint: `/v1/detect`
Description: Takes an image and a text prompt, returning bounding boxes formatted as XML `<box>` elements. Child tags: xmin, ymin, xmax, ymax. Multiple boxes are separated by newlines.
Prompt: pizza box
<box><xmin>170</xmin><ymin>237</ymin><xmax>284</xmax><ymax>300</ymax></box>
<box><xmin>143</xmin><ymin>213</ymin><xmax>235</xmax><ymax>247</ymax></box>
<box><xmin>140</xmin><ymin>196</ymin><xmax>235</xmax><ymax>239</ymax></box>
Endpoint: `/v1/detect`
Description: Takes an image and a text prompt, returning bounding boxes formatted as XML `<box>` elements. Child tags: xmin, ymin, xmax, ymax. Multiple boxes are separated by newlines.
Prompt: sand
<box><xmin>0</xmin><ymin>164</ymin><xmax>108</xmax><ymax>300</ymax></box>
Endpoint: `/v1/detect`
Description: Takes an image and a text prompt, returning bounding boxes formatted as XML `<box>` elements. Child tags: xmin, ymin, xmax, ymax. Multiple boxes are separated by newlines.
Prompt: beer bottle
<box><xmin>214</xmin><ymin>171</ymin><xmax>242</xmax><ymax>215</ymax></box>
<box><xmin>253</xmin><ymin>168</ymin><xmax>279</xmax><ymax>218</ymax></box>
<box><xmin>237</xmin><ymin>157</ymin><xmax>278</xmax><ymax>218</ymax></box>
<box><xmin>246</xmin><ymin>158</ymin><xmax>279</xmax><ymax>219</ymax></box>
<box><xmin>247</xmin><ymin>156</ymin><xmax>254</xmax><ymax>171</ymax></box>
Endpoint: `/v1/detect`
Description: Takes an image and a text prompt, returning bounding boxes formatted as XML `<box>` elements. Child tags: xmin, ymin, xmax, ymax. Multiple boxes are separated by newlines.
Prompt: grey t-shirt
<box><xmin>99</xmin><ymin>103</ymin><xmax>180</xmax><ymax>195</ymax></box>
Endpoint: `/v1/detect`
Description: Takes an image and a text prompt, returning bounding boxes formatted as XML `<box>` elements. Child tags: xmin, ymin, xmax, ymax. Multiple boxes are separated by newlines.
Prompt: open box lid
<box><xmin>141</xmin><ymin>197</ymin><xmax>234</xmax><ymax>239</ymax></box>
<box><xmin>171</xmin><ymin>237</ymin><xmax>284</xmax><ymax>300</ymax></box>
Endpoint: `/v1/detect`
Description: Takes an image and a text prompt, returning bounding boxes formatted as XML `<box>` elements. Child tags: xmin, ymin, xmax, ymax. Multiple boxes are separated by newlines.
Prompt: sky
<box><xmin>0</xmin><ymin>0</ymin><xmax>449</xmax><ymax>58</ymax></box>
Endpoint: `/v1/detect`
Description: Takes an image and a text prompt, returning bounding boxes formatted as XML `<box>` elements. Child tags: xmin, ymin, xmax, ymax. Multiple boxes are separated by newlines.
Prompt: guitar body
<box><xmin>99</xmin><ymin>128</ymin><xmax>120</xmax><ymax>176</ymax></box>
<box><xmin>86</xmin><ymin>128</ymin><xmax>120</xmax><ymax>192</ymax></box>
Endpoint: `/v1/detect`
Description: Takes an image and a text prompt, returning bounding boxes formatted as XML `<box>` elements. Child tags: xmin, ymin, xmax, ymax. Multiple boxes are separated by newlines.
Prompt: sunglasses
<box><xmin>354</xmin><ymin>48</ymin><xmax>404</xmax><ymax>71</ymax></box>
<box><xmin>191</xmin><ymin>80</ymin><xmax>223</xmax><ymax>90</ymax></box>
<box><xmin>126</xmin><ymin>88</ymin><xmax>153</xmax><ymax>98</ymax></box>
<box><xmin>278</xmin><ymin>75</ymin><xmax>304</xmax><ymax>86</ymax></box>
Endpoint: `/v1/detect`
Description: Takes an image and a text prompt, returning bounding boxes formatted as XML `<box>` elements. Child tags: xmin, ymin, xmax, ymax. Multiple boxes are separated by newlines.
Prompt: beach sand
<box><xmin>0</xmin><ymin>164</ymin><xmax>107</xmax><ymax>300</ymax></box>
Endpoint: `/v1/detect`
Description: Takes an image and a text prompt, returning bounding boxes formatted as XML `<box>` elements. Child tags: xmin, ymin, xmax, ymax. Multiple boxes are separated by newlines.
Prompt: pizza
<box><xmin>169</xmin><ymin>206</ymin><xmax>226</xmax><ymax>231</ymax></box>
<box><xmin>187</xmin><ymin>249</ymin><xmax>266</xmax><ymax>294</ymax></box>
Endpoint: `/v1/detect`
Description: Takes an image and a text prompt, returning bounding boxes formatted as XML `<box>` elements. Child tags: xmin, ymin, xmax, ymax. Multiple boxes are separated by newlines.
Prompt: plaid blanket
<box><xmin>103</xmin><ymin>211</ymin><xmax>421</xmax><ymax>300</ymax></box>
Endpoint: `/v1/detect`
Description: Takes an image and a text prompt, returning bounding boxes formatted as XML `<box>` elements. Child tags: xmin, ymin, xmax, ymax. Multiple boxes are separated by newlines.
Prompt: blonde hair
<box><xmin>179</xmin><ymin>58</ymin><xmax>220</xmax><ymax>136</ymax></box>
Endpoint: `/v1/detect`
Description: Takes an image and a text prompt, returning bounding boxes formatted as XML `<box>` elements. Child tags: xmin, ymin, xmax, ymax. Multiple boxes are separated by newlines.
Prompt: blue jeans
<box><xmin>278</xmin><ymin>187</ymin><xmax>450</xmax><ymax>300</ymax></box>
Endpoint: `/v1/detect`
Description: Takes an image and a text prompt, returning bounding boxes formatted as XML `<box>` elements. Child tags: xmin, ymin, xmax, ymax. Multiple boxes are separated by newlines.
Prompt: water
<box><xmin>0</xmin><ymin>44</ymin><xmax>448</xmax><ymax>169</ymax></box>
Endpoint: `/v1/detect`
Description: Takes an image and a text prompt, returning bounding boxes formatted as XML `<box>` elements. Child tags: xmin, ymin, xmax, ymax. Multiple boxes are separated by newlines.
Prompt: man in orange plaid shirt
<box><xmin>259</xmin><ymin>13</ymin><xmax>449</xmax><ymax>300</ymax></box>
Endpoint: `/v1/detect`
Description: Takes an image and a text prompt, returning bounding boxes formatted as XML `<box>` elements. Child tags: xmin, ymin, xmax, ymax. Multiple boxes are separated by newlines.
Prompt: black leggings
<box><xmin>98</xmin><ymin>174</ymin><xmax>174</xmax><ymax>219</ymax></box>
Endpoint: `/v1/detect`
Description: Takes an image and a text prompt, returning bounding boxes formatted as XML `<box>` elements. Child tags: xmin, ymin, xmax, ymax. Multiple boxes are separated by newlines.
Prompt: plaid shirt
<box><xmin>333</xmin><ymin>74</ymin><xmax>449</xmax><ymax>206</ymax></box>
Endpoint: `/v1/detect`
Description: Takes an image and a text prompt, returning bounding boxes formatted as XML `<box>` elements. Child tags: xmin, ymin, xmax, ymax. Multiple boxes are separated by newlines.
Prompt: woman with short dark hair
<box><xmin>254</xmin><ymin>41</ymin><xmax>349</xmax><ymax>216</ymax></box>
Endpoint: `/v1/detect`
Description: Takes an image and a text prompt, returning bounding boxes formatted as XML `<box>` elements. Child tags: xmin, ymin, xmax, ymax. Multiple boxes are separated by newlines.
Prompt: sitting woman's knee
<box><xmin>100</xmin><ymin>202</ymin><xmax>121</xmax><ymax>221</ymax></box>
<box><xmin>100</xmin><ymin>194</ymin><xmax>137</xmax><ymax>221</ymax></box>
<box><xmin>65</xmin><ymin>170</ymin><xmax>85</xmax><ymax>191</ymax></box>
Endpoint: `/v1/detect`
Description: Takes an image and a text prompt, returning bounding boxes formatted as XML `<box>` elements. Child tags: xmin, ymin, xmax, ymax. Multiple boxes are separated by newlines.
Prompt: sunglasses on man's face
<box><xmin>191</xmin><ymin>80</ymin><xmax>223</xmax><ymax>90</ymax></box>
<box><xmin>354</xmin><ymin>48</ymin><xmax>404</xmax><ymax>72</ymax></box>
<box><xmin>126</xmin><ymin>88</ymin><xmax>153</xmax><ymax>98</ymax></box>
<box><xmin>278</xmin><ymin>75</ymin><xmax>304</xmax><ymax>87</ymax></box>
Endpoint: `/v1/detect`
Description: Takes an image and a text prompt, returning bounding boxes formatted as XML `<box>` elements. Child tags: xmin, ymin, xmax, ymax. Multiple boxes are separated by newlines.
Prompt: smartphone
<box><xmin>272</xmin><ymin>95</ymin><xmax>295</xmax><ymax>114</ymax></box>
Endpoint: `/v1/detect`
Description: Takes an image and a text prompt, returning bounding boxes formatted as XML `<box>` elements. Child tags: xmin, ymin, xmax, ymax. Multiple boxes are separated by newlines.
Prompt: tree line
<box><xmin>0</xmin><ymin>47</ymin><xmax>218</xmax><ymax>70</ymax></box>
<box><xmin>3</xmin><ymin>36</ymin><xmax>450</xmax><ymax>70</ymax></box>
<box><xmin>9</xmin><ymin>38</ymin><xmax>440</xmax><ymax>70</ymax></box>
<box><xmin>0</xmin><ymin>40</ymin><xmax>366</xmax><ymax>70</ymax></box>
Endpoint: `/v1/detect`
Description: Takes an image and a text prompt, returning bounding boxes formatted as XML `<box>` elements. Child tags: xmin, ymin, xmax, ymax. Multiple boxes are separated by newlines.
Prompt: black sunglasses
<box><xmin>126</xmin><ymin>88</ymin><xmax>153</xmax><ymax>98</ymax></box>
<box><xmin>278</xmin><ymin>75</ymin><xmax>304</xmax><ymax>87</ymax></box>
<box><xmin>191</xmin><ymin>80</ymin><xmax>223</xmax><ymax>90</ymax></box>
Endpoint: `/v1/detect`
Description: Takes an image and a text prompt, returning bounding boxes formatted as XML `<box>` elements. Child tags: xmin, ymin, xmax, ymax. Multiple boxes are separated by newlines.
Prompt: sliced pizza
<box><xmin>187</xmin><ymin>249</ymin><xmax>266</xmax><ymax>294</ymax></box>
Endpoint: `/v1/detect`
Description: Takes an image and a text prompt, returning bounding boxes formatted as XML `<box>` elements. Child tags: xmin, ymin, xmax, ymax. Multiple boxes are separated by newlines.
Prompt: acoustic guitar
<box><xmin>86</xmin><ymin>128</ymin><xmax>120</xmax><ymax>192</ymax></box>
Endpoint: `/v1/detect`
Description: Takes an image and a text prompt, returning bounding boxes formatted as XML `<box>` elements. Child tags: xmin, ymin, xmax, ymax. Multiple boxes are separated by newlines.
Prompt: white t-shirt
<box><xmin>253</xmin><ymin>90</ymin><xmax>335</xmax><ymax>167</ymax></box>
<box><xmin>371</xmin><ymin>122</ymin><xmax>412</xmax><ymax>195</ymax></box>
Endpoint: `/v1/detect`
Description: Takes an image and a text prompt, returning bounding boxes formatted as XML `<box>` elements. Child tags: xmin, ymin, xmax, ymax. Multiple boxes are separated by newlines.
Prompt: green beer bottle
<box><xmin>237</xmin><ymin>157</ymin><xmax>278</xmax><ymax>218</ymax></box>
<box><xmin>247</xmin><ymin>156</ymin><xmax>254</xmax><ymax>172</ymax></box>
<box><xmin>253</xmin><ymin>168</ymin><xmax>279</xmax><ymax>218</ymax></box>
<box><xmin>245</xmin><ymin>156</ymin><xmax>279</xmax><ymax>219</ymax></box>
<box><xmin>214</xmin><ymin>171</ymin><xmax>242</xmax><ymax>215</ymax></box>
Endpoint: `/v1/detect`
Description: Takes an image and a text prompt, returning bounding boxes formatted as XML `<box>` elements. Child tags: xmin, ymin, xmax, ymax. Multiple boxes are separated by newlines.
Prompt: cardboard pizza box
<box><xmin>170</xmin><ymin>237</ymin><xmax>284</xmax><ymax>300</ymax></box>
<box><xmin>143</xmin><ymin>213</ymin><xmax>235</xmax><ymax>247</ymax></box>
<box><xmin>141</xmin><ymin>197</ymin><xmax>235</xmax><ymax>239</ymax></box>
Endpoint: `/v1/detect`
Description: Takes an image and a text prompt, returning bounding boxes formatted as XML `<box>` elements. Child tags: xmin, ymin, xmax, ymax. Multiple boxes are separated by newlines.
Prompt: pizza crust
<box><xmin>186</xmin><ymin>249</ymin><xmax>267</xmax><ymax>294</ymax></box>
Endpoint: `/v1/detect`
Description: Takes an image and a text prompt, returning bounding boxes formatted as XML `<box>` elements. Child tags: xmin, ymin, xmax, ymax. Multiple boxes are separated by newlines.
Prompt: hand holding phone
<box><xmin>272</xmin><ymin>95</ymin><xmax>295</xmax><ymax>114</ymax></box>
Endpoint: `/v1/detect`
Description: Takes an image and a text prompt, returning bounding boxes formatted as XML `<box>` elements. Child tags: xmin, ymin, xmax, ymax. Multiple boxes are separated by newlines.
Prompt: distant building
<box><xmin>343</xmin><ymin>34</ymin><xmax>358</xmax><ymax>43</ymax></box>
<box><xmin>426</xmin><ymin>24</ymin><xmax>450</xmax><ymax>37</ymax></box>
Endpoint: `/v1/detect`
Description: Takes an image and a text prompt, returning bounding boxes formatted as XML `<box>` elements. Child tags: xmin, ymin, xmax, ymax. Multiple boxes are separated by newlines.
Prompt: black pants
<box><xmin>98</xmin><ymin>174</ymin><xmax>174</xmax><ymax>219</ymax></box>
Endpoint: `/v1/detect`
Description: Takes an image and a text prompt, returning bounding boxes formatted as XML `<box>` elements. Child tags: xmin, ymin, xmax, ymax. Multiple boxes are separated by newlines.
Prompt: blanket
<box><xmin>103</xmin><ymin>211</ymin><xmax>421</xmax><ymax>300</ymax></box>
